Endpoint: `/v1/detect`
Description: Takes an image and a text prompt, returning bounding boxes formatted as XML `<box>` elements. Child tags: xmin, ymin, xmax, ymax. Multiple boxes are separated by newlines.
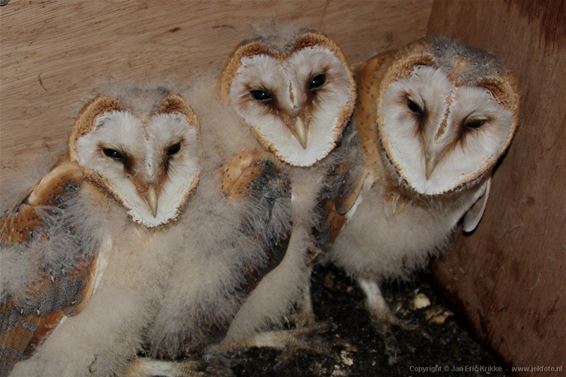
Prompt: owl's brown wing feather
<box><xmin>220</xmin><ymin>148</ymin><xmax>282</xmax><ymax>199</ymax></box>
<box><xmin>237</xmin><ymin>158</ymin><xmax>291</xmax><ymax>289</ymax></box>
<box><xmin>0</xmin><ymin>161</ymin><xmax>100</xmax><ymax>377</ymax></box>
<box><xmin>220</xmin><ymin>150</ymin><xmax>291</xmax><ymax>295</ymax></box>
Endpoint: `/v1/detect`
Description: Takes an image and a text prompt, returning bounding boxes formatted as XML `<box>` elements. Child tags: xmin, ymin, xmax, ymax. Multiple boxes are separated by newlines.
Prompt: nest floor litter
<box><xmin>229</xmin><ymin>264</ymin><xmax>509</xmax><ymax>377</ymax></box>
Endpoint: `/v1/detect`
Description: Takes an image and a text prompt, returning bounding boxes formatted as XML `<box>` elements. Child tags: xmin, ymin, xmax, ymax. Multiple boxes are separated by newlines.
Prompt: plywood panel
<box><xmin>0</xmin><ymin>0</ymin><xmax>432</xmax><ymax>174</ymax></box>
<box><xmin>429</xmin><ymin>0</ymin><xmax>566</xmax><ymax>371</ymax></box>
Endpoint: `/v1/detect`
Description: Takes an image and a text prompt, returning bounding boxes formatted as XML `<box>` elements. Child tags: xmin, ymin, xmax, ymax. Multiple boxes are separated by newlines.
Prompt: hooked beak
<box><xmin>146</xmin><ymin>185</ymin><xmax>158</xmax><ymax>217</ymax></box>
<box><xmin>292</xmin><ymin>117</ymin><xmax>308</xmax><ymax>149</ymax></box>
<box><xmin>424</xmin><ymin>150</ymin><xmax>439</xmax><ymax>180</ymax></box>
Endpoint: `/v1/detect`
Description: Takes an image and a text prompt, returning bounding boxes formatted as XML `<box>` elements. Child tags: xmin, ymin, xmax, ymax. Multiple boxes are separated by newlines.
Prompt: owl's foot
<box><xmin>208</xmin><ymin>322</ymin><xmax>333</xmax><ymax>357</ymax></box>
<box><xmin>292</xmin><ymin>303</ymin><xmax>317</xmax><ymax>328</ymax></box>
<box><xmin>220</xmin><ymin>149</ymin><xmax>276</xmax><ymax>198</ymax></box>
<box><xmin>358</xmin><ymin>278</ymin><xmax>418</xmax><ymax>364</ymax></box>
<box><xmin>207</xmin><ymin>322</ymin><xmax>335</xmax><ymax>372</ymax></box>
<box><xmin>370</xmin><ymin>306</ymin><xmax>418</xmax><ymax>332</ymax></box>
<box><xmin>125</xmin><ymin>357</ymin><xmax>233</xmax><ymax>377</ymax></box>
<box><xmin>272</xmin><ymin>322</ymin><xmax>354</xmax><ymax>371</ymax></box>
<box><xmin>358</xmin><ymin>277</ymin><xmax>417</xmax><ymax>331</ymax></box>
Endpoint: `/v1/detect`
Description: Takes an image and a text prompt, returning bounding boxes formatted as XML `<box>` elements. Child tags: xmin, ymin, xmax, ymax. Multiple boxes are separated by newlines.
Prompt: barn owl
<box><xmin>323</xmin><ymin>37</ymin><xmax>520</xmax><ymax>334</ymax></box>
<box><xmin>1</xmin><ymin>86</ymin><xmax>202</xmax><ymax>377</ymax></box>
<box><xmin>213</xmin><ymin>27</ymin><xmax>356</xmax><ymax>352</ymax></box>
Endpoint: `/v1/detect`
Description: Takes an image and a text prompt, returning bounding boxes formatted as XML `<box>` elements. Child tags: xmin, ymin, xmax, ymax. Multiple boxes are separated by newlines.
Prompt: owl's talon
<box><xmin>125</xmin><ymin>357</ymin><xmax>233</xmax><ymax>377</ymax></box>
<box><xmin>391</xmin><ymin>317</ymin><xmax>419</xmax><ymax>331</ymax></box>
<box><xmin>292</xmin><ymin>306</ymin><xmax>317</xmax><ymax>328</ymax></box>
<box><xmin>209</xmin><ymin>322</ymin><xmax>333</xmax><ymax>357</ymax></box>
<box><xmin>370</xmin><ymin>308</ymin><xmax>418</xmax><ymax>332</ymax></box>
<box><xmin>272</xmin><ymin>323</ymin><xmax>350</xmax><ymax>370</ymax></box>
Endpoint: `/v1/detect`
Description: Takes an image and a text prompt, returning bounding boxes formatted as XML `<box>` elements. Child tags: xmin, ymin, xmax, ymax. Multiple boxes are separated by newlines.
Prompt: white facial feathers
<box><xmin>74</xmin><ymin>102</ymin><xmax>200</xmax><ymax>228</ymax></box>
<box><xmin>380</xmin><ymin>66</ymin><xmax>514</xmax><ymax>195</ymax></box>
<box><xmin>227</xmin><ymin>43</ymin><xmax>355</xmax><ymax>167</ymax></box>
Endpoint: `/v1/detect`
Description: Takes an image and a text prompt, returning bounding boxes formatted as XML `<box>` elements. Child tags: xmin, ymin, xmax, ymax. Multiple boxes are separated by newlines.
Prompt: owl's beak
<box><xmin>293</xmin><ymin>117</ymin><xmax>308</xmax><ymax>149</ymax></box>
<box><xmin>424</xmin><ymin>151</ymin><xmax>439</xmax><ymax>180</ymax></box>
<box><xmin>146</xmin><ymin>185</ymin><xmax>158</xmax><ymax>217</ymax></box>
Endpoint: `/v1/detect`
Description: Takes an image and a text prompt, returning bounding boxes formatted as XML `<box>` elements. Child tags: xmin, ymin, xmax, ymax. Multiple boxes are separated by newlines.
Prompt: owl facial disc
<box><xmin>221</xmin><ymin>31</ymin><xmax>356</xmax><ymax>167</ymax></box>
<box><xmin>69</xmin><ymin>94</ymin><xmax>201</xmax><ymax>227</ymax></box>
<box><xmin>377</xmin><ymin>38</ymin><xmax>519</xmax><ymax>195</ymax></box>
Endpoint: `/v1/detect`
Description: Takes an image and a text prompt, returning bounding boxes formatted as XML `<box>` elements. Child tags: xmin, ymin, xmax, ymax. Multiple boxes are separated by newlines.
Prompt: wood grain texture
<box><xmin>0</xmin><ymin>0</ymin><xmax>432</xmax><ymax>175</ymax></box>
<box><xmin>429</xmin><ymin>0</ymin><xmax>566</xmax><ymax>371</ymax></box>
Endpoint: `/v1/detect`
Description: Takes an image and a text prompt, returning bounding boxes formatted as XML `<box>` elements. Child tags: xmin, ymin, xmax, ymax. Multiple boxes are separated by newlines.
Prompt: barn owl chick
<box><xmin>324</xmin><ymin>36</ymin><xmax>520</xmax><ymax>335</ymax></box>
<box><xmin>1</xmin><ymin>86</ymin><xmax>201</xmax><ymax>377</ymax></box>
<box><xmin>214</xmin><ymin>27</ymin><xmax>356</xmax><ymax>353</ymax></box>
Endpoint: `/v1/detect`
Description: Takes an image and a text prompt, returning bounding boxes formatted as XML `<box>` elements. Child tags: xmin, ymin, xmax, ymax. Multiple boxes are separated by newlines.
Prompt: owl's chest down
<box><xmin>330</xmin><ymin>180</ymin><xmax>484</xmax><ymax>280</ymax></box>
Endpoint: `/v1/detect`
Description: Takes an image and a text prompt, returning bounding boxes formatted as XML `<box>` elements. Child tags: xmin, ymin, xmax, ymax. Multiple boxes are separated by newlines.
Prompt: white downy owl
<box><xmin>213</xmin><ymin>27</ymin><xmax>356</xmax><ymax>352</ymax></box>
<box><xmin>1</xmin><ymin>87</ymin><xmax>202</xmax><ymax>377</ymax></box>
<box><xmin>322</xmin><ymin>37</ymin><xmax>520</xmax><ymax>336</ymax></box>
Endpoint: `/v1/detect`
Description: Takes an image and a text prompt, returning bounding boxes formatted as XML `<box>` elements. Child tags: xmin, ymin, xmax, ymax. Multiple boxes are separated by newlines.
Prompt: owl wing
<box><xmin>0</xmin><ymin>161</ymin><xmax>100</xmax><ymax>376</ymax></box>
<box><xmin>239</xmin><ymin>157</ymin><xmax>291</xmax><ymax>279</ymax></box>
<box><xmin>219</xmin><ymin>148</ymin><xmax>291</xmax><ymax>280</ymax></box>
<box><xmin>220</xmin><ymin>148</ymin><xmax>281</xmax><ymax>199</ymax></box>
<box><xmin>462</xmin><ymin>177</ymin><xmax>492</xmax><ymax>233</ymax></box>
<box><xmin>309</xmin><ymin>123</ymin><xmax>367</xmax><ymax>248</ymax></box>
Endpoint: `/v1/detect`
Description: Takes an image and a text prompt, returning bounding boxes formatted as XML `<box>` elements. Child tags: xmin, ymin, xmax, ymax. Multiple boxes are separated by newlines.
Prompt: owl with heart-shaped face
<box><xmin>210</xmin><ymin>28</ymin><xmax>356</xmax><ymax>353</ymax></box>
<box><xmin>1</xmin><ymin>87</ymin><xmax>203</xmax><ymax>377</ymax></box>
<box><xmin>322</xmin><ymin>37</ymin><xmax>520</xmax><ymax>334</ymax></box>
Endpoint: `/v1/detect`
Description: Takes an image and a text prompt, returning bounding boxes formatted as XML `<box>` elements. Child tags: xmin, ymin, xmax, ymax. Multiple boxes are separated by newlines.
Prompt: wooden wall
<box><xmin>429</xmin><ymin>0</ymin><xmax>566</xmax><ymax>371</ymax></box>
<box><xmin>0</xmin><ymin>0</ymin><xmax>432</xmax><ymax>174</ymax></box>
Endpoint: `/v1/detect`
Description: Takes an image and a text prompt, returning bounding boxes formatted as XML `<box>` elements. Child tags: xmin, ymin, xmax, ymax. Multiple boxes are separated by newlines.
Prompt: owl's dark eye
<box><xmin>407</xmin><ymin>97</ymin><xmax>424</xmax><ymax>116</ymax></box>
<box><xmin>308</xmin><ymin>74</ymin><xmax>326</xmax><ymax>91</ymax></box>
<box><xmin>249</xmin><ymin>89</ymin><xmax>273</xmax><ymax>102</ymax></box>
<box><xmin>103</xmin><ymin>148</ymin><xmax>125</xmax><ymax>160</ymax></box>
<box><xmin>464</xmin><ymin>117</ymin><xmax>487</xmax><ymax>129</ymax></box>
<box><xmin>167</xmin><ymin>142</ymin><xmax>181</xmax><ymax>156</ymax></box>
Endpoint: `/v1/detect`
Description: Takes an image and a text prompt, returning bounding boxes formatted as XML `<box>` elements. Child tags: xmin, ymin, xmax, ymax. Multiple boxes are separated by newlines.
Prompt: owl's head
<box><xmin>377</xmin><ymin>37</ymin><xmax>519</xmax><ymax>195</ymax></box>
<box><xmin>68</xmin><ymin>88</ymin><xmax>200</xmax><ymax>227</ymax></box>
<box><xmin>220</xmin><ymin>30</ymin><xmax>356</xmax><ymax>167</ymax></box>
